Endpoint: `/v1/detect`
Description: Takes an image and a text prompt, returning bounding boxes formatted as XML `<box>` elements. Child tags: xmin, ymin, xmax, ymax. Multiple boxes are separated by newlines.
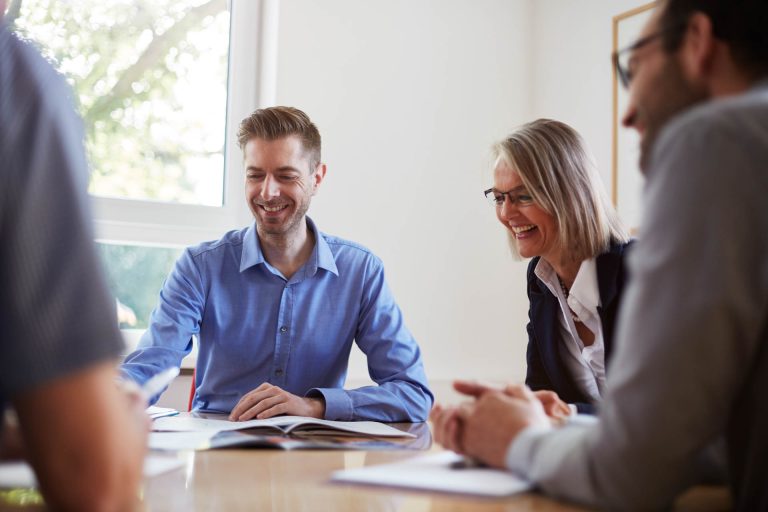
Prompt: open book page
<box><xmin>207</xmin><ymin>431</ymin><xmax>410</xmax><ymax>451</ymax></box>
<box><xmin>152</xmin><ymin>414</ymin><xmax>415</xmax><ymax>438</ymax></box>
<box><xmin>149</xmin><ymin>430</ymin><xmax>419</xmax><ymax>451</ymax></box>
<box><xmin>332</xmin><ymin>451</ymin><xmax>531</xmax><ymax>497</ymax></box>
<box><xmin>276</xmin><ymin>418</ymin><xmax>416</xmax><ymax>438</ymax></box>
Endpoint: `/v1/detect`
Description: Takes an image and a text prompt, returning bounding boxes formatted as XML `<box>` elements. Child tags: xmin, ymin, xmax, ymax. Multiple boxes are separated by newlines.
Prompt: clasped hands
<box><xmin>430</xmin><ymin>381</ymin><xmax>570</xmax><ymax>468</ymax></box>
<box><xmin>229</xmin><ymin>383</ymin><xmax>326</xmax><ymax>421</ymax></box>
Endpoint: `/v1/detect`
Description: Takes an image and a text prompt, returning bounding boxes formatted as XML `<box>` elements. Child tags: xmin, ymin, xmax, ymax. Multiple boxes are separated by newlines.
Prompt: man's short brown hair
<box><xmin>237</xmin><ymin>106</ymin><xmax>321</xmax><ymax>169</ymax></box>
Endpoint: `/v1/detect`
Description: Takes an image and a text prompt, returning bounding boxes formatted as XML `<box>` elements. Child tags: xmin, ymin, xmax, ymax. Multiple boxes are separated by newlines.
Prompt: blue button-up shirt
<box><xmin>122</xmin><ymin>218</ymin><xmax>433</xmax><ymax>421</ymax></box>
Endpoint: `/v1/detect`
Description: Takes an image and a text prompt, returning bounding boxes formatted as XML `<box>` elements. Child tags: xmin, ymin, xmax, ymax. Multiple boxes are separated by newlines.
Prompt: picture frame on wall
<box><xmin>612</xmin><ymin>3</ymin><xmax>655</xmax><ymax>234</ymax></box>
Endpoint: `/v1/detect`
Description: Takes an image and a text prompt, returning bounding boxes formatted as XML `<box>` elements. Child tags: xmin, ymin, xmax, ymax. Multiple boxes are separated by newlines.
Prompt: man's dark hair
<box><xmin>659</xmin><ymin>0</ymin><xmax>768</xmax><ymax>79</ymax></box>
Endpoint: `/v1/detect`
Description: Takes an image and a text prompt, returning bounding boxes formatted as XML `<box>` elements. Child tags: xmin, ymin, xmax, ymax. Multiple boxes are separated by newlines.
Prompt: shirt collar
<box><xmin>533</xmin><ymin>258</ymin><xmax>562</xmax><ymax>300</ymax></box>
<box><xmin>570</xmin><ymin>258</ymin><xmax>600</xmax><ymax>312</ymax></box>
<box><xmin>239</xmin><ymin>216</ymin><xmax>339</xmax><ymax>276</ymax></box>
<box><xmin>533</xmin><ymin>257</ymin><xmax>600</xmax><ymax>311</ymax></box>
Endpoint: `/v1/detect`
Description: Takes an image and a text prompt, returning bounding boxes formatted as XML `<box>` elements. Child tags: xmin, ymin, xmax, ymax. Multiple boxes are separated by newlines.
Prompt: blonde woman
<box><xmin>487</xmin><ymin>118</ymin><xmax>632</xmax><ymax>415</ymax></box>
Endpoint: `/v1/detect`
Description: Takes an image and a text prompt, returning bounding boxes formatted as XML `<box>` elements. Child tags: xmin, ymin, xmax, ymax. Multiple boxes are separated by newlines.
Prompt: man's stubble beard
<box><xmin>256</xmin><ymin>196</ymin><xmax>312</xmax><ymax>239</ymax></box>
<box><xmin>639</xmin><ymin>58</ymin><xmax>709</xmax><ymax>173</ymax></box>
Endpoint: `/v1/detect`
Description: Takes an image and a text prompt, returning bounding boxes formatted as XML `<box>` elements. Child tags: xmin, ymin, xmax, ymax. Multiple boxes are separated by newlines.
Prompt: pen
<box><xmin>449</xmin><ymin>456</ymin><xmax>485</xmax><ymax>469</ymax></box>
<box><xmin>141</xmin><ymin>367</ymin><xmax>180</xmax><ymax>399</ymax></box>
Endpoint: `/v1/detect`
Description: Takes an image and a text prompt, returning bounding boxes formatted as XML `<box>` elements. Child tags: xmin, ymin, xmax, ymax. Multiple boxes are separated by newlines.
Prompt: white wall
<box><xmin>273</xmin><ymin>0</ymin><xmax>534</xmax><ymax>383</ymax></box>
<box><xmin>153</xmin><ymin>0</ymin><xmax>656</xmax><ymax>409</ymax></box>
<box><xmin>177</xmin><ymin>0</ymin><xmax>648</xmax><ymax>394</ymax></box>
<box><xmin>530</xmin><ymin>0</ymin><xmax>651</xmax><ymax>188</ymax></box>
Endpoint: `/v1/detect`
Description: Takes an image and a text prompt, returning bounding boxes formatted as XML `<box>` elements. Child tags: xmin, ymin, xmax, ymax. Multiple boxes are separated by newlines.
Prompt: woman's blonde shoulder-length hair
<box><xmin>493</xmin><ymin>118</ymin><xmax>629</xmax><ymax>263</ymax></box>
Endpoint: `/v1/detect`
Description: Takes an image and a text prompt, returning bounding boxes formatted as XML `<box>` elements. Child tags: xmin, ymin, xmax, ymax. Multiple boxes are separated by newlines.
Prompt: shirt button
<box><xmin>279</xmin><ymin>326</ymin><xmax>288</xmax><ymax>333</ymax></box>
<box><xmin>275</xmin><ymin>369</ymin><xmax>284</xmax><ymax>376</ymax></box>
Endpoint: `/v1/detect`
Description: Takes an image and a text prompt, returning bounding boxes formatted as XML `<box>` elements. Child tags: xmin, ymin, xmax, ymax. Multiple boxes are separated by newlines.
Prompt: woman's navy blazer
<box><xmin>524</xmin><ymin>241</ymin><xmax>634</xmax><ymax>414</ymax></box>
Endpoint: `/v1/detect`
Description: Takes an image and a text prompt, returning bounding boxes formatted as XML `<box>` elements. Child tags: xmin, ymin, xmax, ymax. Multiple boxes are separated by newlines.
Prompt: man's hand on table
<box><xmin>229</xmin><ymin>383</ymin><xmax>326</xmax><ymax>421</ymax></box>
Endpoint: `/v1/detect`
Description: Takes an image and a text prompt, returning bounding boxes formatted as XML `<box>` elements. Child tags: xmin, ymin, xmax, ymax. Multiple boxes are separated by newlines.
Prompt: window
<box><xmin>7</xmin><ymin>0</ymin><xmax>275</xmax><ymax>332</ymax></box>
<box><xmin>97</xmin><ymin>243</ymin><xmax>183</xmax><ymax>330</ymax></box>
<box><xmin>11</xmin><ymin>0</ymin><xmax>230</xmax><ymax>206</ymax></box>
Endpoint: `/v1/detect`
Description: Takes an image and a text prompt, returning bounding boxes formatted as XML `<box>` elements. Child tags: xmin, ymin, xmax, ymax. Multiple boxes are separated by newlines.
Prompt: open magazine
<box><xmin>149</xmin><ymin>415</ymin><xmax>424</xmax><ymax>451</ymax></box>
<box><xmin>152</xmin><ymin>415</ymin><xmax>416</xmax><ymax>438</ymax></box>
<box><xmin>149</xmin><ymin>430</ymin><xmax>415</xmax><ymax>451</ymax></box>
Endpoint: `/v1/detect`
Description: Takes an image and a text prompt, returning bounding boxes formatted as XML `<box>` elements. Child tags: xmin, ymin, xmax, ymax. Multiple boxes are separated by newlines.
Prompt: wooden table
<box><xmin>0</xmin><ymin>422</ymin><xmax>731</xmax><ymax>511</ymax></box>
<box><xmin>139</xmin><ymin>421</ymin><xmax>729</xmax><ymax>512</ymax></box>
<box><xmin>142</xmin><ymin>424</ymin><xmax>591</xmax><ymax>512</ymax></box>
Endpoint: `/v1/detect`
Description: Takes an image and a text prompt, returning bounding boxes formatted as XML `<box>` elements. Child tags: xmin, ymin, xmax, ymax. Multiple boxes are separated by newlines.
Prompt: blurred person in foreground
<box><xmin>432</xmin><ymin>0</ymin><xmax>768</xmax><ymax>509</ymax></box>
<box><xmin>0</xmin><ymin>3</ymin><xmax>147</xmax><ymax>510</ymax></box>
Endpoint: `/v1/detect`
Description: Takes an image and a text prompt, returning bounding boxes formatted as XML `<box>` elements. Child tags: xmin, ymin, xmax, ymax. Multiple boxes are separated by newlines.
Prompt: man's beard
<box><xmin>639</xmin><ymin>58</ymin><xmax>708</xmax><ymax>173</ymax></box>
<box><xmin>257</xmin><ymin>198</ymin><xmax>311</xmax><ymax>238</ymax></box>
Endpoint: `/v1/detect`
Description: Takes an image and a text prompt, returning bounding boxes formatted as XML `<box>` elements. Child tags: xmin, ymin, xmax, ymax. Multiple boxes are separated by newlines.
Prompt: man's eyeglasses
<box><xmin>613</xmin><ymin>23</ymin><xmax>686</xmax><ymax>89</ymax></box>
<box><xmin>483</xmin><ymin>188</ymin><xmax>535</xmax><ymax>208</ymax></box>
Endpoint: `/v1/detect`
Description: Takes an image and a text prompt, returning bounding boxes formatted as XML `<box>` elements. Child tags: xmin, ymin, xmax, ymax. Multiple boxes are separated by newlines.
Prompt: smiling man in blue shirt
<box><xmin>122</xmin><ymin>106</ymin><xmax>432</xmax><ymax>422</ymax></box>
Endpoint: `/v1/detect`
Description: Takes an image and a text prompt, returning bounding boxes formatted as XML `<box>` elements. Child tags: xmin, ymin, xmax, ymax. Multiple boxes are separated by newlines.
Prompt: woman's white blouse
<box><xmin>534</xmin><ymin>258</ymin><xmax>606</xmax><ymax>404</ymax></box>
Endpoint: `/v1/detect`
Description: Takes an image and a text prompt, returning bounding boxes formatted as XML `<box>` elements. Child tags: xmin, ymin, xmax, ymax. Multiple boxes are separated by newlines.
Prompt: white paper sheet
<box><xmin>0</xmin><ymin>456</ymin><xmax>185</xmax><ymax>488</ymax></box>
<box><xmin>332</xmin><ymin>451</ymin><xmax>531</xmax><ymax>497</ymax></box>
<box><xmin>149</xmin><ymin>431</ymin><xmax>216</xmax><ymax>451</ymax></box>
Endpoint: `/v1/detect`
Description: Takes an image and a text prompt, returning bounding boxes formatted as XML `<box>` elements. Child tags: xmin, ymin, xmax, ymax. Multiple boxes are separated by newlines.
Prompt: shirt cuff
<box><xmin>567</xmin><ymin>413</ymin><xmax>599</xmax><ymax>427</ymax></box>
<box><xmin>307</xmin><ymin>387</ymin><xmax>353</xmax><ymax>421</ymax></box>
<box><xmin>568</xmin><ymin>403</ymin><xmax>578</xmax><ymax>416</ymax></box>
<box><xmin>505</xmin><ymin>425</ymin><xmax>553</xmax><ymax>476</ymax></box>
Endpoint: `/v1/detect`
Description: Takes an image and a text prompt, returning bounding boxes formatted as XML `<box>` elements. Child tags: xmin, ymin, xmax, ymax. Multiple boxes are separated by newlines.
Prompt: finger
<box><xmin>230</xmin><ymin>387</ymin><xmax>280</xmax><ymax>420</ymax></box>
<box><xmin>431</xmin><ymin>407</ymin><xmax>450</xmax><ymax>446</ymax></box>
<box><xmin>446</xmin><ymin>415</ymin><xmax>464</xmax><ymax>454</ymax></box>
<box><xmin>453</xmin><ymin>380</ymin><xmax>494</xmax><ymax>398</ymax></box>
<box><xmin>429</xmin><ymin>404</ymin><xmax>443</xmax><ymax>422</ymax></box>
<box><xmin>503</xmin><ymin>383</ymin><xmax>527</xmax><ymax>399</ymax></box>
<box><xmin>255</xmin><ymin>401</ymin><xmax>289</xmax><ymax>420</ymax></box>
<box><xmin>533</xmin><ymin>392</ymin><xmax>563</xmax><ymax>416</ymax></box>
<box><xmin>532</xmin><ymin>392</ymin><xmax>554</xmax><ymax>414</ymax></box>
<box><xmin>533</xmin><ymin>390</ymin><xmax>555</xmax><ymax>403</ymax></box>
<box><xmin>443</xmin><ymin>415</ymin><xmax>457</xmax><ymax>452</ymax></box>
<box><xmin>437</xmin><ymin>410</ymin><xmax>460</xmax><ymax>451</ymax></box>
<box><xmin>455</xmin><ymin>400</ymin><xmax>476</xmax><ymax>421</ymax></box>
<box><xmin>230</xmin><ymin>395</ymin><xmax>256</xmax><ymax>420</ymax></box>
<box><xmin>520</xmin><ymin>385</ymin><xmax>537</xmax><ymax>401</ymax></box>
<box><xmin>505</xmin><ymin>384</ymin><xmax>536</xmax><ymax>402</ymax></box>
<box><xmin>239</xmin><ymin>383</ymin><xmax>274</xmax><ymax>403</ymax></box>
<box><xmin>432</xmin><ymin>407</ymin><xmax>457</xmax><ymax>448</ymax></box>
<box><xmin>239</xmin><ymin>394</ymin><xmax>287</xmax><ymax>421</ymax></box>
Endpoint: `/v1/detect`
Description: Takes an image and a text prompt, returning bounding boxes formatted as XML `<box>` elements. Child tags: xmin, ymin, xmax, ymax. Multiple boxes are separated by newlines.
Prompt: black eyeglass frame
<box><xmin>612</xmin><ymin>22</ymin><xmax>687</xmax><ymax>89</ymax></box>
<box><xmin>483</xmin><ymin>187</ymin><xmax>534</xmax><ymax>208</ymax></box>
